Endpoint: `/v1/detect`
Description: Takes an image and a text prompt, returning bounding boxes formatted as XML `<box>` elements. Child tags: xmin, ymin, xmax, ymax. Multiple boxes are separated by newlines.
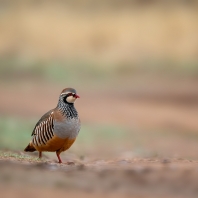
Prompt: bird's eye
<box><xmin>67</xmin><ymin>93</ymin><xmax>73</xmax><ymax>97</ymax></box>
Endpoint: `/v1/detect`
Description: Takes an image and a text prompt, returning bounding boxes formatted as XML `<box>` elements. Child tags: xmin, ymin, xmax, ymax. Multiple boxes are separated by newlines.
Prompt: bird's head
<box><xmin>60</xmin><ymin>88</ymin><xmax>80</xmax><ymax>104</ymax></box>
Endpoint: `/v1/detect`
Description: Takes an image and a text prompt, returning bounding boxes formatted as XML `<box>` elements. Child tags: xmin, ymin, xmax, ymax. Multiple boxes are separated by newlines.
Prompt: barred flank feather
<box><xmin>32</xmin><ymin>113</ymin><xmax>54</xmax><ymax>147</ymax></box>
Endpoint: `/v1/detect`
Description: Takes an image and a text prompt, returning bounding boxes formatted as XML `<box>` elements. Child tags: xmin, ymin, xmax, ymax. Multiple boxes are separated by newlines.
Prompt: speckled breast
<box><xmin>54</xmin><ymin>118</ymin><xmax>81</xmax><ymax>139</ymax></box>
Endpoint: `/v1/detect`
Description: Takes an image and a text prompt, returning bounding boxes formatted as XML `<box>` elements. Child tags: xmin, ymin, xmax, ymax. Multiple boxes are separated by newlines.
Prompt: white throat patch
<box><xmin>66</xmin><ymin>96</ymin><xmax>76</xmax><ymax>103</ymax></box>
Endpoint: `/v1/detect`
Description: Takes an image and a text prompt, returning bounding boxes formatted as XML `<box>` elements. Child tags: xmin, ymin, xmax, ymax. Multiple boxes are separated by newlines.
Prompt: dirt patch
<box><xmin>1</xmin><ymin>155</ymin><xmax>198</xmax><ymax>198</ymax></box>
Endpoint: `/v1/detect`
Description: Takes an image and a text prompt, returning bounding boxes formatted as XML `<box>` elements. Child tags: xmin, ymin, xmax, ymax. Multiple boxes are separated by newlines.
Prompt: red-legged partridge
<box><xmin>24</xmin><ymin>88</ymin><xmax>81</xmax><ymax>163</ymax></box>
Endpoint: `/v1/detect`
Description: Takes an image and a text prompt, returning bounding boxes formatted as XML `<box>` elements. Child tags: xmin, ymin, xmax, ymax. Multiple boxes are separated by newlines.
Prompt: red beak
<box><xmin>75</xmin><ymin>94</ymin><xmax>80</xmax><ymax>98</ymax></box>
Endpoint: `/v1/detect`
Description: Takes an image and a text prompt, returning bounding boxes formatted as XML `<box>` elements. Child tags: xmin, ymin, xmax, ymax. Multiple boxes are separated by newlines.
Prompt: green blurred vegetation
<box><xmin>0</xmin><ymin>58</ymin><xmax>113</xmax><ymax>88</ymax></box>
<box><xmin>0</xmin><ymin>117</ymin><xmax>34</xmax><ymax>150</ymax></box>
<box><xmin>0</xmin><ymin>116</ymin><xmax>128</xmax><ymax>151</ymax></box>
<box><xmin>1</xmin><ymin>116</ymin><xmax>198</xmax><ymax>159</ymax></box>
<box><xmin>0</xmin><ymin>151</ymin><xmax>44</xmax><ymax>162</ymax></box>
<box><xmin>0</xmin><ymin>58</ymin><xmax>198</xmax><ymax>87</ymax></box>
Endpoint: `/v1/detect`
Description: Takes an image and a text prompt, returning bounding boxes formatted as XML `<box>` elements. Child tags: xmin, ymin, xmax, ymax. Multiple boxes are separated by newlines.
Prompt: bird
<box><xmin>24</xmin><ymin>88</ymin><xmax>81</xmax><ymax>163</ymax></box>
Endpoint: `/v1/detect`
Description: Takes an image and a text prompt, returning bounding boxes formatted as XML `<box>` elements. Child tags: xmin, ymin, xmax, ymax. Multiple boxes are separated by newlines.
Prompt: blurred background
<box><xmin>1</xmin><ymin>0</ymin><xmax>198</xmax><ymax>158</ymax></box>
<box><xmin>0</xmin><ymin>0</ymin><xmax>198</xmax><ymax>197</ymax></box>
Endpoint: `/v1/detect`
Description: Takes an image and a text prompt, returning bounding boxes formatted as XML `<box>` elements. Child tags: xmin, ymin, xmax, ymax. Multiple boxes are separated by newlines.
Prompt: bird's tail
<box><xmin>24</xmin><ymin>142</ymin><xmax>36</xmax><ymax>152</ymax></box>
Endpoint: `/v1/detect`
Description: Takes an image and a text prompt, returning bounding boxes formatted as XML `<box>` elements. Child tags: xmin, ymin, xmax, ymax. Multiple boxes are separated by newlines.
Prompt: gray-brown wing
<box><xmin>31</xmin><ymin>110</ymin><xmax>54</xmax><ymax>146</ymax></box>
<box><xmin>31</xmin><ymin>109</ymin><xmax>54</xmax><ymax>136</ymax></box>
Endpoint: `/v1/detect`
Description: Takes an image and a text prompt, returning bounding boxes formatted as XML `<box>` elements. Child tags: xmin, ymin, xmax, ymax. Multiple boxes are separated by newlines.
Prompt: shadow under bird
<box><xmin>24</xmin><ymin>88</ymin><xmax>81</xmax><ymax>163</ymax></box>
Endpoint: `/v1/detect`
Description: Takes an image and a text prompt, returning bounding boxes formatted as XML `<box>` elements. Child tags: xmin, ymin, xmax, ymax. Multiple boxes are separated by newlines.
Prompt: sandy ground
<box><xmin>1</xmin><ymin>155</ymin><xmax>198</xmax><ymax>198</ymax></box>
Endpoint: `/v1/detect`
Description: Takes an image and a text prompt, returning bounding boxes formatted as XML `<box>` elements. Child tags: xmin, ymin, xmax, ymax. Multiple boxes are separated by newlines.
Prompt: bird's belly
<box><xmin>54</xmin><ymin>118</ymin><xmax>80</xmax><ymax>139</ymax></box>
<box><xmin>34</xmin><ymin>135</ymin><xmax>76</xmax><ymax>152</ymax></box>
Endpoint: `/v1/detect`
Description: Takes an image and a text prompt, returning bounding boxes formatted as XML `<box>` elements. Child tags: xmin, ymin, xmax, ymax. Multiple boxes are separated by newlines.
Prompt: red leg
<box><xmin>39</xmin><ymin>151</ymin><xmax>42</xmax><ymax>158</ymax></box>
<box><xmin>56</xmin><ymin>151</ymin><xmax>62</xmax><ymax>163</ymax></box>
